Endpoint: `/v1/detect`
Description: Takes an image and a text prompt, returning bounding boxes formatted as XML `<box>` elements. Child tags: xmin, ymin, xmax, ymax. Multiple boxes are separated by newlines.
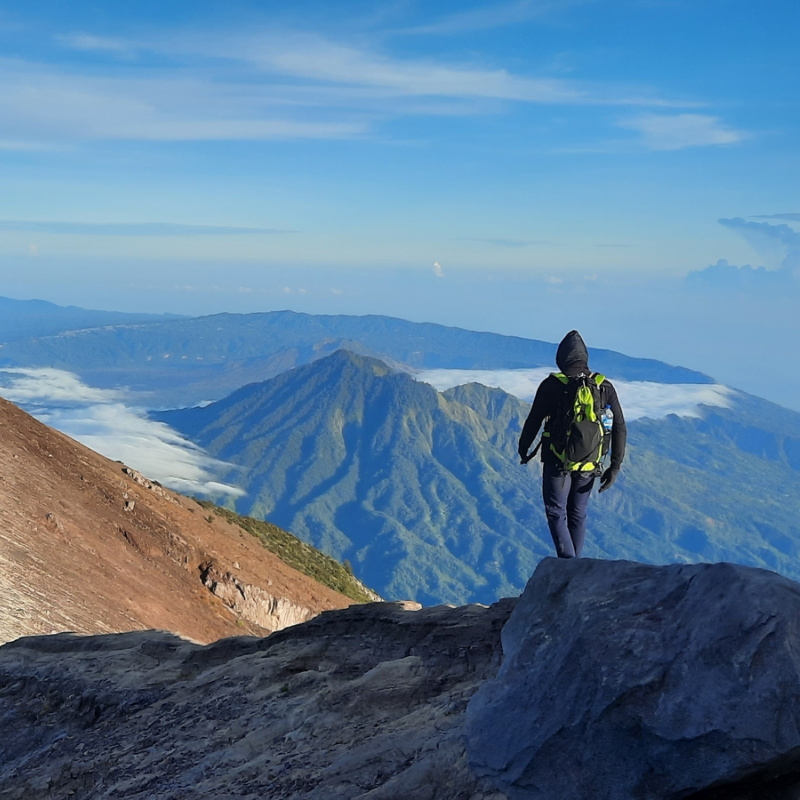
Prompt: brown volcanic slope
<box><xmin>0</xmin><ymin>395</ymin><xmax>354</xmax><ymax>645</ymax></box>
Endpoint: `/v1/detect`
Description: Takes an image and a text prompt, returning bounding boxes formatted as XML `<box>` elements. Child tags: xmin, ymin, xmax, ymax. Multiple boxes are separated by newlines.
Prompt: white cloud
<box><xmin>404</xmin><ymin>0</ymin><xmax>594</xmax><ymax>35</ymax></box>
<box><xmin>0</xmin><ymin>367</ymin><xmax>125</xmax><ymax>406</ymax></box>
<box><xmin>0</xmin><ymin>139</ymin><xmax>67</xmax><ymax>151</ymax></box>
<box><xmin>719</xmin><ymin>217</ymin><xmax>800</xmax><ymax>272</ymax></box>
<box><xmin>240</xmin><ymin>33</ymin><xmax>586</xmax><ymax>103</ymax></box>
<box><xmin>0</xmin><ymin>220</ymin><xmax>294</xmax><ymax>235</ymax></box>
<box><xmin>56</xmin><ymin>33</ymin><xmax>130</xmax><ymax>53</ymax></box>
<box><xmin>0</xmin><ymin>368</ymin><xmax>244</xmax><ymax>497</ymax></box>
<box><xmin>0</xmin><ymin>57</ymin><xmax>368</xmax><ymax>143</ymax></box>
<box><xmin>0</xmin><ymin>21</ymin><xmax>699</xmax><ymax>146</ymax></box>
<box><xmin>619</xmin><ymin>113</ymin><xmax>747</xmax><ymax>151</ymax></box>
<box><xmin>415</xmin><ymin>367</ymin><xmax>733</xmax><ymax>420</ymax></box>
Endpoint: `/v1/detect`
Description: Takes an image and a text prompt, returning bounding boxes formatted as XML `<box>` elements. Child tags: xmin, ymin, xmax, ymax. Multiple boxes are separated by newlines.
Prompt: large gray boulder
<box><xmin>466</xmin><ymin>558</ymin><xmax>800</xmax><ymax>800</ymax></box>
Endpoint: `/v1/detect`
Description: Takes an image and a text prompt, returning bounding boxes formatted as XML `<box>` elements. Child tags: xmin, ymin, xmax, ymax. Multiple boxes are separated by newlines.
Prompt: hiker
<box><xmin>518</xmin><ymin>330</ymin><xmax>626</xmax><ymax>558</ymax></box>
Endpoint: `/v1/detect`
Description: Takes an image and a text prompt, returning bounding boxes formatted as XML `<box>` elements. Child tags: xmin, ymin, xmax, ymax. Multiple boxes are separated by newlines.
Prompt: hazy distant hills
<box><xmin>0</xmin><ymin>295</ymin><xmax>181</xmax><ymax>343</ymax></box>
<box><xmin>0</xmin><ymin>304</ymin><xmax>711</xmax><ymax>407</ymax></box>
<box><xmin>157</xmin><ymin>349</ymin><xmax>800</xmax><ymax>606</ymax></box>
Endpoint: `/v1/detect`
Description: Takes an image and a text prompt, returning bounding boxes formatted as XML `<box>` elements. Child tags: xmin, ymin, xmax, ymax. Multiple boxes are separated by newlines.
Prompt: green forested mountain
<box><xmin>157</xmin><ymin>350</ymin><xmax>547</xmax><ymax>604</ymax></box>
<box><xmin>157</xmin><ymin>350</ymin><xmax>800</xmax><ymax>606</ymax></box>
<box><xmin>0</xmin><ymin>309</ymin><xmax>710</xmax><ymax>407</ymax></box>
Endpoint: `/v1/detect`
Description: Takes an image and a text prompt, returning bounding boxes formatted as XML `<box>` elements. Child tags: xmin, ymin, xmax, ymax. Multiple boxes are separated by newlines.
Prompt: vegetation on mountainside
<box><xmin>165</xmin><ymin>351</ymin><xmax>563</xmax><ymax>605</ymax></box>
<box><xmin>195</xmin><ymin>499</ymin><xmax>377</xmax><ymax>603</ymax></box>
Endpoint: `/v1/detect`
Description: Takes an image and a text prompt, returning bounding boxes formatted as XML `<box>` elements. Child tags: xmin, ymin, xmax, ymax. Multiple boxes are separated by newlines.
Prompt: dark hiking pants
<box><xmin>542</xmin><ymin>462</ymin><xmax>596</xmax><ymax>558</ymax></box>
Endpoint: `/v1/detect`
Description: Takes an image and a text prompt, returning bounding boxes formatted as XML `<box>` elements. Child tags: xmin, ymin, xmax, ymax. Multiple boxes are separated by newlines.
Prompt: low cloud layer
<box><xmin>416</xmin><ymin>368</ymin><xmax>733</xmax><ymax>420</ymax></box>
<box><xmin>0</xmin><ymin>368</ymin><xmax>244</xmax><ymax>497</ymax></box>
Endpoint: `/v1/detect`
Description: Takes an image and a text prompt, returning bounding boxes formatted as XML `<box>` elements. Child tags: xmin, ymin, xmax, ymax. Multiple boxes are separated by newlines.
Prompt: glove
<box><xmin>519</xmin><ymin>440</ymin><xmax>542</xmax><ymax>465</ymax></box>
<box><xmin>599</xmin><ymin>468</ymin><xmax>619</xmax><ymax>493</ymax></box>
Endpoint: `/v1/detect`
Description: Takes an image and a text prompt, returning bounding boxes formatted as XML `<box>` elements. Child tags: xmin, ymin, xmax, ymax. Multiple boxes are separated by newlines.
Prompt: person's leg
<box><xmin>566</xmin><ymin>472</ymin><xmax>596</xmax><ymax>557</ymax></box>
<box><xmin>542</xmin><ymin>463</ymin><xmax>576</xmax><ymax>558</ymax></box>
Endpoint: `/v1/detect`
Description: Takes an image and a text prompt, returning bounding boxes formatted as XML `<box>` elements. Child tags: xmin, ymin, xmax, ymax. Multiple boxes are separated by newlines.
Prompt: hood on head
<box><xmin>556</xmin><ymin>330</ymin><xmax>589</xmax><ymax>376</ymax></box>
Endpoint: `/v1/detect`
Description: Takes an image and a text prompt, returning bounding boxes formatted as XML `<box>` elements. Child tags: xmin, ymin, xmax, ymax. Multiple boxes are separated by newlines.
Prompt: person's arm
<box><xmin>518</xmin><ymin>379</ymin><xmax>552</xmax><ymax>461</ymax></box>
<box><xmin>607</xmin><ymin>383</ymin><xmax>626</xmax><ymax>470</ymax></box>
<box><xmin>599</xmin><ymin>381</ymin><xmax>626</xmax><ymax>491</ymax></box>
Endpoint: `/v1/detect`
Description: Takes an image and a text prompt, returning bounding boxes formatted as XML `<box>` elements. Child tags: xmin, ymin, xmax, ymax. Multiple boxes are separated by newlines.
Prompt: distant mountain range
<box><xmin>0</xmin><ymin>295</ymin><xmax>181</xmax><ymax>343</ymax></box>
<box><xmin>157</xmin><ymin>349</ymin><xmax>800</xmax><ymax>606</ymax></box>
<box><xmin>0</xmin><ymin>300</ymin><xmax>711</xmax><ymax>408</ymax></box>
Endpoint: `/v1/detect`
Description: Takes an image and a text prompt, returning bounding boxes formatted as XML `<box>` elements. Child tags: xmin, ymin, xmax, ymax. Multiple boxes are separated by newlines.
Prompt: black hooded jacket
<box><xmin>518</xmin><ymin>330</ymin><xmax>626</xmax><ymax>472</ymax></box>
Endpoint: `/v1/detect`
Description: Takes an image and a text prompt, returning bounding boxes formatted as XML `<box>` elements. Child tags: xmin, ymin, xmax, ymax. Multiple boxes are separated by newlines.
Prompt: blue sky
<box><xmin>1</xmin><ymin>1</ymin><xmax>799</xmax><ymax>405</ymax></box>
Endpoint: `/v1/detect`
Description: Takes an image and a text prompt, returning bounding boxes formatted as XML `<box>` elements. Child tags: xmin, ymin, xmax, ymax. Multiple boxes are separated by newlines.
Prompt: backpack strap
<box><xmin>553</xmin><ymin>371</ymin><xmax>605</xmax><ymax>386</ymax></box>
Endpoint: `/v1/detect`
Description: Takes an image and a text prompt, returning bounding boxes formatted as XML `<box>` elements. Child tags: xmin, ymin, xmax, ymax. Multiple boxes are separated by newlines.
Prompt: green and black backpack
<box><xmin>544</xmin><ymin>372</ymin><xmax>609</xmax><ymax>473</ymax></box>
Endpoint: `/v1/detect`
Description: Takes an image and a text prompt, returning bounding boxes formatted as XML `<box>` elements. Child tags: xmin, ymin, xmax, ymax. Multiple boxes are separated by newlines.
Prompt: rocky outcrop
<box><xmin>200</xmin><ymin>561</ymin><xmax>316</xmax><ymax>632</ymax></box>
<box><xmin>6</xmin><ymin>558</ymin><xmax>800</xmax><ymax>800</ymax></box>
<box><xmin>467</xmin><ymin>558</ymin><xmax>800</xmax><ymax>800</ymax></box>
<box><xmin>0</xmin><ymin>599</ymin><xmax>515</xmax><ymax>800</ymax></box>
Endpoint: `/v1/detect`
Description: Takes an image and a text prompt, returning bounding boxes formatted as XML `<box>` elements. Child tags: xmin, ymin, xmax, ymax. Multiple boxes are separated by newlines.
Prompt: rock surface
<box><xmin>467</xmin><ymin>558</ymin><xmax>800</xmax><ymax>800</ymax></box>
<box><xmin>7</xmin><ymin>556</ymin><xmax>800</xmax><ymax>799</ymax></box>
<box><xmin>0</xmin><ymin>599</ymin><xmax>515</xmax><ymax>800</ymax></box>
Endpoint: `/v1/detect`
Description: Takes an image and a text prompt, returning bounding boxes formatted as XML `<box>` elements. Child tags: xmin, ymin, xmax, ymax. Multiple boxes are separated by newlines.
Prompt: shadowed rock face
<box><xmin>467</xmin><ymin>558</ymin><xmax>800</xmax><ymax>800</ymax></box>
<box><xmin>0</xmin><ymin>599</ymin><xmax>515</xmax><ymax>800</ymax></box>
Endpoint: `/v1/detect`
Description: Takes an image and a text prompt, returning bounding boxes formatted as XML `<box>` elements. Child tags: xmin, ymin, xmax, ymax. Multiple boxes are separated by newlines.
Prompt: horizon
<box><xmin>2</xmin><ymin>292</ymin><xmax>798</xmax><ymax>413</ymax></box>
<box><xmin>1</xmin><ymin>1</ymin><xmax>798</xmax><ymax>407</ymax></box>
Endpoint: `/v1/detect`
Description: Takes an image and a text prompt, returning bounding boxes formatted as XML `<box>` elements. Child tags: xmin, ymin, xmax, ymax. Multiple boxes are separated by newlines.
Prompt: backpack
<box><xmin>545</xmin><ymin>372</ymin><xmax>609</xmax><ymax>473</ymax></box>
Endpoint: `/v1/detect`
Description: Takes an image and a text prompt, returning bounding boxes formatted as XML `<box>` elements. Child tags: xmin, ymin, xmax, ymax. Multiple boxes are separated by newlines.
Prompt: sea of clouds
<box><xmin>415</xmin><ymin>368</ymin><xmax>733</xmax><ymax>419</ymax></box>
<box><xmin>0</xmin><ymin>368</ymin><xmax>244</xmax><ymax>497</ymax></box>
<box><xmin>0</xmin><ymin>366</ymin><xmax>733</xmax><ymax>495</ymax></box>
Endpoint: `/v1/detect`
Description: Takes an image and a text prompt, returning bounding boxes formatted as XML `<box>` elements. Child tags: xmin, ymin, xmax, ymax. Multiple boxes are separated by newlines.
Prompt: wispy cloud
<box><xmin>0</xmin><ymin>56</ymin><xmax>369</xmax><ymax>143</ymax></box>
<box><xmin>619</xmin><ymin>113</ymin><xmax>748</xmax><ymax>151</ymax></box>
<box><xmin>415</xmin><ymin>367</ymin><xmax>733</xmax><ymax>420</ymax></box>
<box><xmin>0</xmin><ymin>139</ymin><xmax>69</xmax><ymax>152</ymax></box>
<box><xmin>401</xmin><ymin>0</ymin><xmax>595</xmax><ymax>35</ymax></box>
<box><xmin>0</xmin><ymin>368</ymin><xmax>244</xmax><ymax>497</ymax></box>
<box><xmin>0</xmin><ymin>221</ymin><xmax>295</xmax><ymax>236</ymax></box>
<box><xmin>56</xmin><ymin>33</ymin><xmax>130</xmax><ymax>53</ymax></box>
<box><xmin>0</xmin><ymin>19</ymin><xmax>703</xmax><ymax>147</ymax></box>
<box><xmin>456</xmin><ymin>237</ymin><xmax>552</xmax><ymax>247</ymax></box>
<box><xmin>226</xmin><ymin>32</ymin><xmax>589</xmax><ymax>104</ymax></box>
<box><xmin>751</xmin><ymin>213</ymin><xmax>800</xmax><ymax>222</ymax></box>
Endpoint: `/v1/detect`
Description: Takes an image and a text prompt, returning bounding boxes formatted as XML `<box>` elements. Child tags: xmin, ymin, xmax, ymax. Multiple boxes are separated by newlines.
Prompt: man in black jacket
<box><xmin>518</xmin><ymin>330</ymin><xmax>626</xmax><ymax>558</ymax></box>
